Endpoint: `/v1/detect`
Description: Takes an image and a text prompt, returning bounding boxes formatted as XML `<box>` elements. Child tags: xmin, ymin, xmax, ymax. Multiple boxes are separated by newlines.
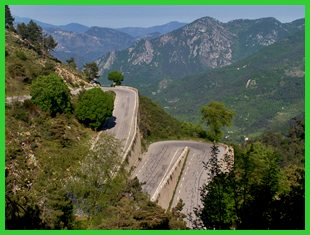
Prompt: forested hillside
<box><xmin>155</xmin><ymin>29</ymin><xmax>305</xmax><ymax>141</ymax></box>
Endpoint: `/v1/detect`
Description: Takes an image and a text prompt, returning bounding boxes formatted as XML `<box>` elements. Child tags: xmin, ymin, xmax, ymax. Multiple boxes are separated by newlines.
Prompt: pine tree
<box><xmin>83</xmin><ymin>62</ymin><xmax>99</xmax><ymax>81</ymax></box>
<box><xmin>44</xmin><ymin>35</ymin><xmax>57</xmax><ymax>52</ymax></box>
<box><xmin>66</xmin><ymin>57</ymin><xmax>77</xmax><ymax>69</ymax></box>
<box><xmin>5</xmin><ymin>6</ymin><xmax>15</xmax><ymax>30</ymax></box>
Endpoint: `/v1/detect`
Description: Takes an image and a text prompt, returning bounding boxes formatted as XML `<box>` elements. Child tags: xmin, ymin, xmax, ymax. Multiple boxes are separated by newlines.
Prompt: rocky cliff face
<box><xmin>98</xmin><ymin>17</ymin><xmax>304</xmax><ymax>87</ymax></box>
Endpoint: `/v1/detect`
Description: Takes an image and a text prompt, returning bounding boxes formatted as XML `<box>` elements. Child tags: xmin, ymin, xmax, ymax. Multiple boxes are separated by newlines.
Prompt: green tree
<box><xmin>201</xmin><ymin>101</ymin><xmax>234</xmax><ymax>141</ymax></box>
<box><xmin>16</xmin><ymin>23</ymin><xmax>28</xmax><ymax>39</ymax></box>
<box><xmin>26</xmin><ymin>20</ymin><xmax>44</xmax><ymax>44</ymax></box>
<box><xmin>108</xmin><ymin>71</ymin><xmax>124</xmax><ymax>86</ymax></box>
<box><xmin>195</xmin><ymin>142</ymin><xmax>283</xmax><ymax>230</ymax></box>
<box><xmin>5</xmin><ymin>6</ymin><xmax>14</xmax><ymax>30</ymax></box>
<box><xmin>66</xmin><ymin>57</ymin><xmax>77</xmax><ymax>70</ymax></box>
<box><xmin>30</xmin><ymin>74</ymin><xmax>72</xmax><ymax>116</ymax></box>
<box><xmin>83</xmin><ymin>62</ymin><xmax>99</xmax><ymax>81</ymax></box>
<box><xmin>75</xmin><ymin>88</ymin><xmax>114</xmax><ymax>130</ymax></box>
<box><xmin>44</xmin><ymin>35</ymin><xmax>57</xmax><ymax>52</ymax></box>
<box><xmin>193</xmin><ymin>143</ymin><xmax>235</xmax><ymax>229</ymax></box>
<box><xmin>16</xmin><ymin>20</ymin><xmax>57</xmax><ymax>55</ymax></box>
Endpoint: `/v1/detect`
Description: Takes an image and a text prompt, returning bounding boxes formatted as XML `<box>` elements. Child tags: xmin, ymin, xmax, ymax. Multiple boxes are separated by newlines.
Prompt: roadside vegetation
<box><xmin>192</xmin><ymin>115</ymin><xmax>304</xmax><ymax>229</ymax></box>
<box><xmin>5</xmin><ymin>6</ymin><xmax>187</xmax><ymax>229</ymax></box>
<box><xmin>108</xmin><ymin>70</ymin><xmax>124</xmax><ymax>86</ymax></box>
<box><xmin>139</xmin><ymin>96</ymin><xmax>207</xmax><ymax>148</ymax></box>
<box><xmin>75</xmin><ymin>88</ymin><xmax>114</xmax><ymax>130</ymax></box>
<box><xmin>30</xmin><ymin>73</ymin><xmax>72</xmax><ymax>117</ymax></box>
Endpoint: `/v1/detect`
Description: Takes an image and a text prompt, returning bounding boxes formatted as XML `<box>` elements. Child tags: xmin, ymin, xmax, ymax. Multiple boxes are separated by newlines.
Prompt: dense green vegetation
<box><xmin>6</xmin><ymin>100</ymin><xmax>92</xmax><ymax>229</ymax></box>
<box><xmin>5</xmin><ymin>99</ymin><xmax>187</xmax><ymax>229</ymax></box>
<box><xmin>75</xmin><ymin>88</ymin><xmax>114</xmax><ymax>130</ymax></box>
<box><xmin>193</xmin><ymin>116</ymin><xmax>304</xmax><ymax>229</ymax></box>
<box><xmin>30</xmin><ymin>74</ymin><xmax>72</xmax><ymax>116</ymax></box>
<box><xmin>139</xmin><ymin>96</ymin><xmax>206</xmax><ymax>146</ymax></box>
<box><xmin>201</xmin><ymin>101</ymin><xmax>235</xmax><ymax>141</ymax></box>
<box><xmin>108</xmin><ymin>70</ymin><xmax>124</xmax><ymax>86</ymax></box>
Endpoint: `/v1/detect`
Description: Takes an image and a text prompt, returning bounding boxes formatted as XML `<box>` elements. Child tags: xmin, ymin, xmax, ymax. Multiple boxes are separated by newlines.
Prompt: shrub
<box><xmin>41</xmin><ymin>62</ymin><xmax>56</xmax><ymax>75</ymax></box>
<box><xmin>8</xmin><ymin>63</ymin><xmax>28</xmax><ymax>82</ymax></box>
<box><xmin>15</xmin><ymin>50</ymin><xmax>27</xmax><ymax>61</ymax></box>
<box><xmin>30</xmin><ymin>74</ymin><xmax>72</xmax><ymax>116</ymax></box>
<box><xmin>75</xmin><ymin>88</ymin><xmax>114</xmax><ymax>130</ymax></box>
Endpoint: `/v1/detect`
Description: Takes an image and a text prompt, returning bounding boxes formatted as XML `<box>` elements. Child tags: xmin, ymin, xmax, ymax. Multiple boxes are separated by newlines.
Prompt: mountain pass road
<box><xmin>134</xmin><ymin>140</ymin><xmax>226</xmax><ymax>222</ymax></box>
<box><xmin>102</xmin><ymin>86</ymin><xmax>138</xmax><ymax>162</ymax></box>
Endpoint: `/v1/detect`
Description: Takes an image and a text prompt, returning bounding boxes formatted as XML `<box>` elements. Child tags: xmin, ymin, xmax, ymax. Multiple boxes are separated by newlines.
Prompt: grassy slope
<box><xmin>5</xmin><ymin>31</ymin><xmax>88</xmax><ymax>96</ymax></box>
<box><xmin>139</xmin><ymin>96</ymin><xmax>207</xmax><ymax>148</ymax></box>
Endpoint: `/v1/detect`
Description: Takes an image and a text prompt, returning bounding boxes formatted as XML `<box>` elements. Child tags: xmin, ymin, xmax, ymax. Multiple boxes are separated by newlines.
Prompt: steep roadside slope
<box><xmin>5</xmin><ymin>30</ymin><xmax>90</xmax><ymax>97</ymax></box>
<box><xmin>5</xmin><ymin>28</ymin><xmax>187</xmax><ymax>229</ymax></box>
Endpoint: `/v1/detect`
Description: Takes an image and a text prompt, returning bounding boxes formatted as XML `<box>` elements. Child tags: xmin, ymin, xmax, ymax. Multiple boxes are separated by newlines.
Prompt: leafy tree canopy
<box><xmin>30</xmin><ymin>73</ymin><xmax>72</xmax><ymax>116</ymax></box>
<box><xmin>108</xmin><ymin>71</ymin><xmax>124</xmax><ymax>86</ymax></box>
<box><xmin>75</xmin><ymin>88</ymin><xmax>114</xmax><ymax>130</ymax></box>
<box><xmin>201</xmin><ymin>101</ymin><xmax>234</xmax><ymax>141</ymax></box>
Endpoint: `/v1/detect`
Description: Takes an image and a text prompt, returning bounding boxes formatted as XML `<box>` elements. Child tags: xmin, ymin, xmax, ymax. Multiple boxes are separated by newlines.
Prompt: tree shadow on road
<box><xmin>100</xmin><ymin>116</ymin><xmax>117</xmax><ymax>131</ymax></box>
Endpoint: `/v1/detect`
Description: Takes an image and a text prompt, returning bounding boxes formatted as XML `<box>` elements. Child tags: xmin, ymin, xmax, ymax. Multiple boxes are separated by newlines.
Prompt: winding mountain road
<box><xmin>99</xmin><ymin>86</ymin><xmax>229</xmax><ymax>226</ymax></box>
<box><xmin>133</xmin><ymin>141</ymin><xmax>226</xmax><ymax>221</ymax></box>
<box><xmin>102</xmin><ymin>86</ymin><xmax>138</xmax><ymax>162</ymax></box>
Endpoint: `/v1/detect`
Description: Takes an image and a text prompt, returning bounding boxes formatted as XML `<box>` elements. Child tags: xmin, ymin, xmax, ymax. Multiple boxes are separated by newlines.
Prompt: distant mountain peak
<box><xmin>97</xmin><ymin>15</ymin><xmax>304</xmax><ymax>89</ymax></box>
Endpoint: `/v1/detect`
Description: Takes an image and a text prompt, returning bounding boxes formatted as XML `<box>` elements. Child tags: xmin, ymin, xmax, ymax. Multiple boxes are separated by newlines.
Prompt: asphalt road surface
<box><xmin>134</xmin><ymin>141</ymin><xmax>187</xmax><ymax>200</ymax></box>
<box><xmin>102</xmin><ymin>86</ymin><xmax>138</xmax><ymax>162</ymax></box>
<box><xmin>171</xmin><ymin>142</ymin><xmax>226</xmax><ymax>216</ymax></box>
<box><xmin>134</xmin><ymin>140</ymin><xmax>226</xmax><ymax>226</ymax></box>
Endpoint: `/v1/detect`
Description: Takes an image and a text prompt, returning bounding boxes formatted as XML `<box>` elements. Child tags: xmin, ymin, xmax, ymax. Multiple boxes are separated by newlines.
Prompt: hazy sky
<box><xmin>10</xmin><ymin>5</ymin><xmax>305</xmax><ymax>28</ymax></box>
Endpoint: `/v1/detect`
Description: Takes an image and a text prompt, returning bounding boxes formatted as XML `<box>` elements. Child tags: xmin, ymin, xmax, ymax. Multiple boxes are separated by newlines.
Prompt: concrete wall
<box><xmin>125</xmin><ymin>128</ymin><xmax>142</xmax><ymax>172</ymax></box>
<box><xmin>153</xmin><ymin>147</ymin><xmax>189</xmax><ymax>209</ymax></box>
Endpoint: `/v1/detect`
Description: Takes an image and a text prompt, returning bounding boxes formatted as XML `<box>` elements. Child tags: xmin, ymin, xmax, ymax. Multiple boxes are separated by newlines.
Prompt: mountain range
<box><xmin>98</xmin><ymin>17</ymin><xmax>304</xmax><ymax>86</ymax></box>
<box><xmin>14</xmin><ymin>16</ymin><xmax>186</xmax><ymax>68</ymax></box>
